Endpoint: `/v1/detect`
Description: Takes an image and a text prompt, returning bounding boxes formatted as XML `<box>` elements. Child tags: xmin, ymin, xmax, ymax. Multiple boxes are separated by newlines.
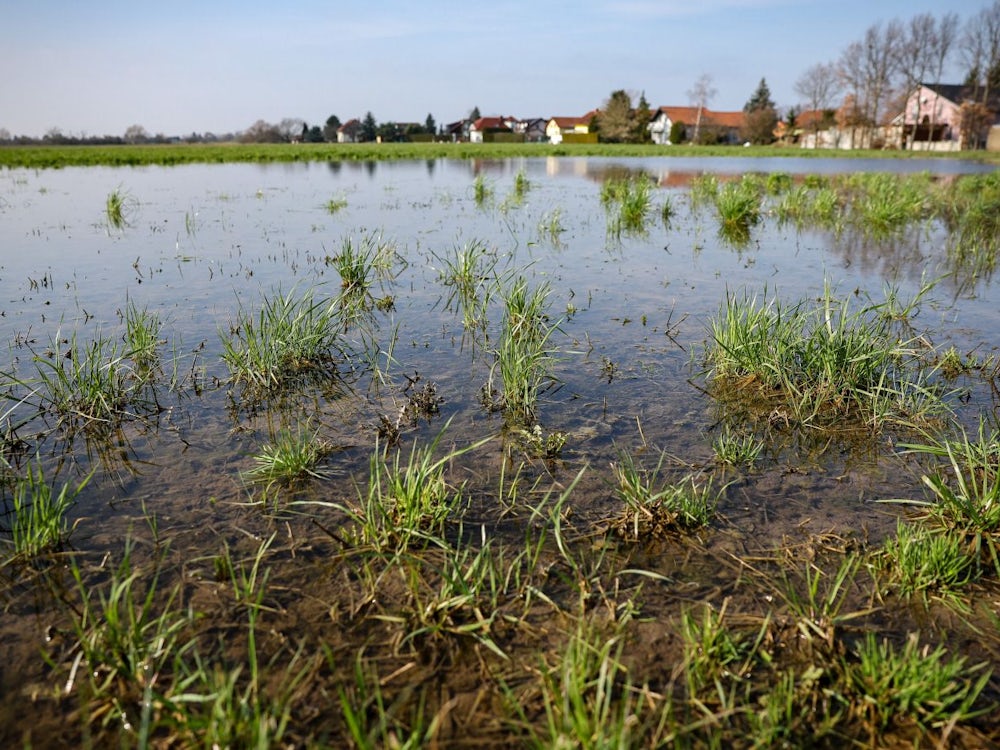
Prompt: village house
<box><xmin>648</xmin><ymin>106</ymin><xmax>744</xmax><ymax>145</ymax></box>
<box><xmin>545</xmin><ymin>112</ymin><xmax>599</xmax><ymax>144</ymax></box>
<box><xmin>336</xmin><ymin>118</ymin><xmax>362</xmax><ymax>143</ymax></box>
<box><xmin>891</xmin><ymin>83</ymin><xmax>1000</xmax><ymax>151</ymax></box>
<box><xmin>469</xmin><ymin>116</ymin><xmax>516</xmax><ymax>143</ymax></box>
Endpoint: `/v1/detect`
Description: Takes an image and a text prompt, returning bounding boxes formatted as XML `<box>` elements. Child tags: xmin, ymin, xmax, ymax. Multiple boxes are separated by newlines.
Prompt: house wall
<box><xmin>648</xmin><ymin>113</ymin><xmax>671</xmax><ymax>145</ymax></box>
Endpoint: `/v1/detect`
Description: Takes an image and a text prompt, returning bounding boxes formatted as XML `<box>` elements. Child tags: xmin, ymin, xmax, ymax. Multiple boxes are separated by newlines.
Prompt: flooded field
<box><xmin>3</xmin><ymin>155</ymin><xmax>1000</xmax><ymax>747</ymax></box>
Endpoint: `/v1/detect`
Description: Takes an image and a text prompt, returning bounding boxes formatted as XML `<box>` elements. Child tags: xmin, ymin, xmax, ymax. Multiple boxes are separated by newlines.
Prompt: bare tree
<box><xmin>794</xmin><ymin>62</ymin><xmax>842</xmax><ymax>145</ymax></box>
<box><xmin>838</xmin><ymin>20</ymin><xmax>903</xmax><ymax>147</ymax></box>
<box><xmin>895</xmin><ymin>13</ymin><xmax>958</xmax><ymax>148</ymax></box>
<box><xmin>687</xmin><ymin>73</ymin><xmax>717</xmax><ymax>143</ymax></box>
<box><xmin>241</xmin><ymin>119</ymin><xmax>282</xmax><ymax>143</ymax></box>
<box><xmin>961</xmin><ymin>1</ymin><xmax>1000</xmax><ymax>101</ymax></box>
<box><xmin>277</xmin><ymin>118</ymin><xmax>306</xmax><ymax>143</ymax></box>
<box><xmin>123</xmin><ymin>124</ymin><xmax>149</xmax><ymax>144</ymax></box>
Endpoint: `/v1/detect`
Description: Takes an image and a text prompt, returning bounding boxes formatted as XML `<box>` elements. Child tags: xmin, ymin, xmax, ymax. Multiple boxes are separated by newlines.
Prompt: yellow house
<box><xmin>545</xmin><ymin>111</ymin><xmax>598</xmax><ymax>144</ymax></box>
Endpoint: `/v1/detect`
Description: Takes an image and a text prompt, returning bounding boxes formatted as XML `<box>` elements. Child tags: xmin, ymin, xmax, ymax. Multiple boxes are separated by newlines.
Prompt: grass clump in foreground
<box><xmin>2</xmin><ymin>331</ymin><xmax>157</xmax><ymax>437</ymax></box>
<box><xmin>3</xmin><ymin>462</ymin><xmax>89</xmax><ymax>558</ymax></box>
<box><xmin>600</xmin><ymin>174</ymin><xmax>653</xmax><ymax>238</ymax></box>
<box><xmin>243</xmin><ymin>424</ymin><xmax>332</xmax><ymax>497</ymax></box>
<box><xmin>484</xmin><ymin>276</ymin><xmax>560</xmax><ymax>425</ymax></box>
<box><xmin>704</xmin><ymin>282</ymin><xmax>943</xmax><ymax>433</ymax></box>
<box><xmin>220</xmin><ymin>284</ymin><xmax>345</xmax><ymax>402</ymax></box>
<box><xmin>899</xmin><ymin>420</ymin><xmax>1000</xmax><ymax>571</ymax></box>
<box><xmin>611</xmin><ymin>452</ymin><xmax>720</xmax><ymax>540</ymax></box>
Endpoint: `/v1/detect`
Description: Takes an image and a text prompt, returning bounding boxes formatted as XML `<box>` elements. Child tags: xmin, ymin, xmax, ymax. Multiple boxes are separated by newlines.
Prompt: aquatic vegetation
<box><xmin>331</xmin><ymin>431</ymin><xmax>484</xmax><ymax>553</ymax></box>
<box><xmin>3</xmin><ymin>331</ymin><xmax>155</xmax><ymax>436</ymax></box>
<box><xmin>473</xmin><ymin>173</ymin><xmax>493</xmax><ymax>206</ymax></box>
<box><xmin>601</xmin><ymin>174</ymin><xmax>653</xmax><ymax>237</ymax></box>
<box><xmin>874</xmin><ymin>520</ymin><xmax>979</xmax><ymax>602</ymax></box>
<box><xmin>611</xmin><ymin>452</ymin><xmax>719</xmax><ymax>538</ymax></box>
<box><xmin>3</xmin><ymin>461</ymin><xmax>89</xmax><ymax>558</ymax></box>
<box><xmin>64</xmin><ymin>539</ymin><xmax>196</xmax><ymax>738</ymax></box>
<box><xmin>433</xmin><ymin>239</ymin><xmax>498</xmax><ymax>331</ymax></box>
<box><xmin>899</xmin><ymin>421</ymin><xmax>1000</xmax><ymax>570</ymax></box>
<box><xmin>713</xmin><ymin>176</ymin><xmax>762</xmax><ymax>246</ymax></box>
<box><xmin>841</xmin><ymin>172</ymin><xmax>931</xmax><ymax>237</ymax></box>
<box><xmin>220</xmin><ymin>284</ymin><xmax>344</xmax><ymax>400</ymax></box>
<box><xmin>122</xmin><ymin>299</ymin><xmax>162</xmax><ymax>373</ymax></box>
<box><xmin>324</xmin><ymin>196</ymin><xmax>348</xmax><ymax>214</ymax></box>
<box><xmin>712</xmin><ymin>425</ymin><xmax>764</xmax><ymax>468</ymax></box>
<box><xmin>537</xmin><ymin>208</ymin><xmax>565</xmax><ymax>246</ymax></box>
<box><xmin>705</xmin><ymin>284</ymin><xmax>943</xmax><ymax>433</ymax></box>
<box><xmin>326</xmin><ymin>231</ymin><xmax>397</xmax><ymax>297</ymax></box>
<box><xmin>526</xmin><ymin>615</ymin><xmax>651</xmax><ymax>749</ymax></box>
<box><xmin>105</xmin><ymin>185</ymin><xmax>136</xmax><ymax>229</ymax></box>
<box><xmin>846</xmin><ymin>633</ymin><xmax>991</xmax><ymax>736</ymax></box>
<box><xmin>243</xmin><ymin>425</ymin><xmax>332</xmax><ymax>494</ymax></box>
<box><xmin>485</xmin><ymin>276</ymin><xmax>560</xmax><ymax>424</ymax></box>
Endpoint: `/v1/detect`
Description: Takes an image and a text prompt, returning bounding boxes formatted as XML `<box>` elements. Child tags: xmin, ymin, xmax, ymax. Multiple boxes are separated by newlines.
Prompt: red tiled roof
<box><xmin>471</xmin><ymin>117</ymin><xmax>511</xmax><ymax>131</ymax></box>
<box><xmin>652</xmin><ymin>106</ymin><xmax>743</xmax><ymax>128</ymax></box>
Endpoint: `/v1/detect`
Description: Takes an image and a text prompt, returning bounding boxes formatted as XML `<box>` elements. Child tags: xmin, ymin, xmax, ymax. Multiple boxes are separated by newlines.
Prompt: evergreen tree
<box><xmin>469</xmin><ymin>106</ymin><xmax>481</xmax><ymax>120</ymax></box>
<box><xmin>742</xmin><ymin>78</ymin><xmax>778</xmax><ymax>144</ymax></box>
<box><xmin>598</xmin><ymin>89</ymin><xmax>633</xmax><ymax>143</ymax></box>
<box><xmin>744</xmin><ymin>78</ymin><xmax>776</xmax><ymax>113</ymax></box>
<box><xmin>322</xmin><ymin>115</ymin><xmax>341</xmax><ymax>142</ymax></box>
<box><xmin>424</xmin><ymin>113</ymin><xmax>437</xmax><ymax>135</ymax></box>
<box><xmin>361</xmin><ymin>111</ymin><xmax>378</xmax><ymax>142</ymax></box>
<box><xmin>633</xmin><ymin>92</ymin><xmax>652</xmax><ymax>143</ymax></box>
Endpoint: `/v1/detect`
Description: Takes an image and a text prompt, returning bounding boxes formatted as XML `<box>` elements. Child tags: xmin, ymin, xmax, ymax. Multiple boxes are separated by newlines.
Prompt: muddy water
<box><xmin>1</xmin><ymin>157</ymin><xmax>998</xmax><ymax>551</ymax></box>
<box><xmin>4</xmin><ymin>156</ymin><xmax>1000</xmax><ymax>745</ymax></box>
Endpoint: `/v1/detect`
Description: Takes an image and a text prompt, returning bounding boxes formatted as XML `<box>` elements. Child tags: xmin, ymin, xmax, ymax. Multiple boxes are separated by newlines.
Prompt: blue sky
<box><xmin>0</xmin><ymin>0</ymin><xmax>987</xmax><ymax>138</ymax></box>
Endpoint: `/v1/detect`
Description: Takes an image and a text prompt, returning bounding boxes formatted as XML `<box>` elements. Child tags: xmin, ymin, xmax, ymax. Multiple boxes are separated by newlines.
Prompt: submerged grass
<box><xmin>243</xmin><ymin>425</ymin><xmax>332</xmax><ymax>495</ymax></box>
<box><xmin>485</xmin><ymin>276</ymin><xmax>560</xmax><ymax>425</ymax></box>
<box><xmin>611</xmin><ymin>452</ymin><xmax>720</xmax><ymax>539</ymax></box>
<box><xmin>220</xmin><ymin>284</ymin><xmax>344</xmax><ymax>401</ymax></box>
<box><xmin>705</xmin><ymin>282</ymin><xmax>944</xmax><ymax>433</ymax></box>
<box><xmin>3</xmin><ymin>462</ymin><xmax>89</xmax><ymax>558</ymax></box>
<box><xmin>601</xmin><ymin>174</ymin><xmax>653</xmax><ymax>238</ymax></box>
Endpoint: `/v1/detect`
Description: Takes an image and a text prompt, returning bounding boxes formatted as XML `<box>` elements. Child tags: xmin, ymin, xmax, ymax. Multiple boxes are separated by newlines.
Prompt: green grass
<box><xmin>433</xmin><ymin>239</ymin><xmax>498</xmax><ymax>331</ymax></box>
<box><xmin>705</xmin><ymin>283</ymin><xmax>943</xmax><ymax>433</ymax></box>
<box><xmin>611</xmin><ymin>452</ymin><xmax>720</xmax><ymax>539</ymax></box>
<box><xmin>243</xmin><ymin>425</ymin><xmax>332</xmax><ymax>495</ymax></box>
<box><xmin>473</xmin><ymin>173</ymin><xmax>493</xmax><ymax>206</ymax></box>
<box><xmin>485</xmin><ymin>276</ymin><xmax>560</xmax><ymax>424</ymax></box>
<box><xmin>874</xmin><ymin>520</ymin><xmax>980</xmax><ymax>602</ymax></box>
<box><xmin>847</xmin><ymin>632</ymin><xmax>991</xmax><ymax>736</ymax></box>
<box><xmin>324</xmin><ymin>196</ymin><xmax>348</xmax><ymax>213</ymax></box>
<box><xmin>325</xmin><ymin>430</ymin><xmax>489</xmax><ymax>553</ymax></box>
<box><xmin>2</xmin><ymin>331</ymin><xmax>153</xmax><ymax>435</ymax></box>
<box><xmin>105</xmin><ymin>186</ymin><xmax>134</xmax><ymax>229</ymax></box>
<box><xmin>713</xmin><ymin>176</ymin><xmax>763</xmax><ymax>246</ymax></box>
<box><xmin>711</xmin><ymin>426</ymin><xmax>764</xmax><ymax>468</ymax></box>
<box><xmin>12</xmin><ymin>141</ymin><xmax>993</xmax><ymax>169</ymax></box>
<box><xmin>841</xmin><ymin>172</ymin><xmax>931</xmax><ymax>237</ymax></box>
<box><xmin>3</xmin><ymin>462</ymin><xmax>89</xmax><ymax>558</ymax></box>
<box><xmin>898</xmin><ymin>421</ymin><xmax>1000</xmax><ymax>571</ymax></box>
<box><xmin>122</xmin><ymin>299</ymin><xmax>162</xmax><ymax>373</ymax></box>
<box><xmin>220</xmin><ymin>284</ymin><xmax>344</xmax><ymax>401</ymax></box>
<box><xmin>600</xmin><ymin>175</ymin><xmax>653</xmax><ymax>237</ymax></box>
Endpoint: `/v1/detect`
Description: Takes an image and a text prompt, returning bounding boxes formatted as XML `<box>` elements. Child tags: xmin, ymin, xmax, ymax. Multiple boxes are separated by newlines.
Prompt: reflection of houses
<box><xmin>648</xmin><ymin>106</ymin><xmax>744</xmax><ymax>145</ymax></box>
<box><xmin>545</xmin><ymin>112</ymin><xmax>598</xmax><ymax>144</ymax></box>
<box><xmin>891</xmin><ymin>84</ymin><xmax>1000</xmax><ymax>151</ymax></box>
<box><xmin>337</xmin><ymin>119</ymin><xmax>362</xmax><ymax>143</ymax></box>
